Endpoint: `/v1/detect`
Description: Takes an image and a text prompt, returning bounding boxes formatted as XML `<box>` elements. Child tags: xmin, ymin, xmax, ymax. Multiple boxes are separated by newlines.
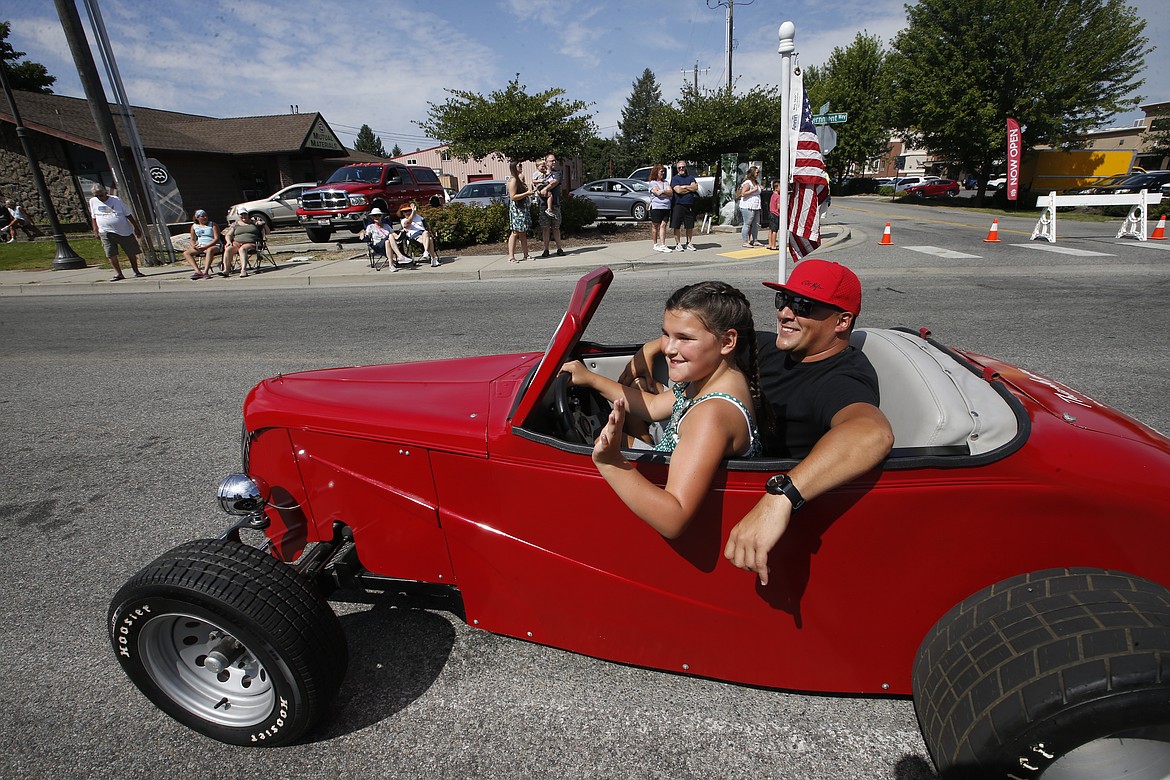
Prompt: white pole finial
<box><xmin>777</xmin><ymin>22</ymin><xmax>796</xmax><ymax>282</ymax></box>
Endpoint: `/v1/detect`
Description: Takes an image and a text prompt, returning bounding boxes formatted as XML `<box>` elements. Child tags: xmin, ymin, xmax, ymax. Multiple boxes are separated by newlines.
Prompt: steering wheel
<box><xmin>553</xmin><ymin>371</ymin><xmax>587</xmax><ymax>444</ymax></box>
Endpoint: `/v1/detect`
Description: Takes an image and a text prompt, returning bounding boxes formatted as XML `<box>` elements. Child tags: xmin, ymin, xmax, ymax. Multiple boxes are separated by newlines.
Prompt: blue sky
<box><xmin>6</xmin><ymin>0</ymin><xmax>1167</xmax><ymax>151</ymax></box>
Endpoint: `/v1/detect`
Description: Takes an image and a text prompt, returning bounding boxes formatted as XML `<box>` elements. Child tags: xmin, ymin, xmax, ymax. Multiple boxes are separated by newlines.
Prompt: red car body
<box><xmin>906</xmin><ymin>179</ymin><xmax>961</xmax><ymax>198</ymax></box>
<box><xmin>241</xmin><ymin>267</ymin><xmax>1170</xmax><ymax>697</ymax></box>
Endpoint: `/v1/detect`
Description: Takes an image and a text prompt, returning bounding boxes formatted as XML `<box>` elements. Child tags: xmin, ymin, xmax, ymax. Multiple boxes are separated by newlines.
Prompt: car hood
<box><xmin>308</xmin><ymin>181</ymin><xmax>374</xmax><ymax>193</ymax></box>
<box><xmin>243</xmin><ymin>353</ymin><xmax>537</xmax><ymax>457</ymax></box>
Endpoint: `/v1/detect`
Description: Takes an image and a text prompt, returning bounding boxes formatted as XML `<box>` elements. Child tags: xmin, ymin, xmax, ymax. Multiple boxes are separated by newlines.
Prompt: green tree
<box><xmin>617</xmin><ymin>68</ymin><xmax>665</xmax><ymax>171</ymax></box>
<box><xmin>807</xmin><ymin>32</ymin><xmax>892</xmax><ymax>181</ymax></box>
<box><xmin>0</xmin><ymin>21</ymin><xmax>55</xmax><ymax>93</ymax></box>
<box><xmin>889</xmin><ymin>0</ymin><xmax>1150</xmax><ymax>198</ymax></box>
<box><xmin>353</xmin><ymin>124</ymin><xmax>386</xmax><ymax>157</ymax></box>
<box><xmin>580</xmin><ymin>136</ymin><xmax>622</xmax><ymax>181</ymax></box>
<box><xmin>648</xmin><ymin>83</ymin><xmax>779</xmax><ymax>169</ymax></box>
<box><xmin>417</xmin><ymin>78</ymin><xmax>595</xmax><ymax>163</ymax></box>
<box><xmin>391</xmin><ymin>143</ymin><xmax>402</xmax><ymax>157</ymax></box>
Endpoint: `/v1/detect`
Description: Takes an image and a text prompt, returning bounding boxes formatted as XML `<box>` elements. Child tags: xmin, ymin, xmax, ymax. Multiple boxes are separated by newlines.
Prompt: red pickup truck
<box><xmin>296</xmin><ymin>163</ymin><xmax>444</xmax><ymax>242</ymax></box>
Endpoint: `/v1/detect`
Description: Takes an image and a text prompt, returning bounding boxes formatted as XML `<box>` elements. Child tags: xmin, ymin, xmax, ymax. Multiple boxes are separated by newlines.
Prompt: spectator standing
<box><xmin>669</xmin><ymin>160</ymin><xmax>699</xmax><ymax>251</ymax></box>
<box><xmin>181</xmin><ymin>209</ymin><xmax>222</xmax><ymax>278</ymax></box>
<box><xmin>88</xmin><ymin>184</ymin><xmax>144</xmax><ymax>281</ymax></box>
<box><xmin>3</xmin><ymin>200</ymin><xmax>43</xmax><ymax>242</ymax></box>
<box><xmin>647</xmin><ymin>164</ymin><xmax>672</xmax><ymax>253</ymax></box>
<box><xmin>766</xmin><ymin>181</ymin><xmax>781</xmax><ymax>250</ymax></box>
<box><xmin>506</xmin><ymin>161</ymin><xmax>534</xmax><ymax>263</ymax></box>
<box><xmin>537</xmin><ymin>153</ymin><xmax>565</xmax><ymax>258</ymax></box>
<box><xmin>738</xmin><ymin>166</ymin><xmax>763</xmax><ymax>247</ymax></box>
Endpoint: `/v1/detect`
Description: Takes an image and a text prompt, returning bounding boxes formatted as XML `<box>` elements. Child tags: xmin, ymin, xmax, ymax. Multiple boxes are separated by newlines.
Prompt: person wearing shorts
<box><xmin>88</xmin><ymin>184</ymin><xmax>144</xmax><ymax>281</ymax></box>
<box><xmin>669</xmin><ymin>160</ymin><xmax>699</xmax><ymax>251</ymax></box>
<box><xmin>647</xmin><ymin>163</ymin><xmax>672</xmax><ymax>252</ymax></box>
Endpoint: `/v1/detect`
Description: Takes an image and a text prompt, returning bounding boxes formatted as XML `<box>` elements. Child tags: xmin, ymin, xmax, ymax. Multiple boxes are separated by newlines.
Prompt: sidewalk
<box><xmin>0</xmin><ymin>224</ymin><xmax>849</xmax><ymax>296</ymax></box>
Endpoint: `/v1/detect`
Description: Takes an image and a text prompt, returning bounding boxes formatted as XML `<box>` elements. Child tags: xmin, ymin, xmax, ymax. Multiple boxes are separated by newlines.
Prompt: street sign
<box><xmin>812</xmin><ymin>112</ymin><xmax>848</xmax><ymax>125</ymax></box>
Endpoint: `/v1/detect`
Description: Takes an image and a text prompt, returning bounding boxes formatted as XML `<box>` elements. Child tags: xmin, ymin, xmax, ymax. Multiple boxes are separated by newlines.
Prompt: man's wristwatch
<box><xmin>765</xmin><ymin>474</ymin><xmax>805</xmax><ymax>511</ymax></box>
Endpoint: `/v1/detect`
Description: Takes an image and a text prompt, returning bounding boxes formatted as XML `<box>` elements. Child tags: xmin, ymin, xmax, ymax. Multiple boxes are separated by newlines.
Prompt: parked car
<box><xmin>893</xmin><ymin>175</ymin><xmax>942</xmax><ymax>192</ymax></box>
<box><xmin>109</xmin><ymin>267</ymin><xmax>1170</xmax><ymax>779</ymax></box>
<box><xmin>904</xmin><ymin>178</ymin><xmax>961</xmax><ymax>198</ymax></box>
<box><xmin>227</xmin><ymin>183</ymin><xmax>316</xmax><ymax>228</ymax></box>
<box><xmin>985</xmin><ymin>175</ymin><xmax>1007</xmax><ymax>190</ymax></box>
<box><xmin>296</xmin><ymin>163</ymin><xmax>445</xmax><ymax>243</ymax></box>
<box><xmin>443</xmin><ymin>187</ymin><xmax>458</xmax><ymax>204</ymax></box>
<box><xmin>1061</xmin><ymin>173</ymin><xmax>1143</xmax><ymax>195</ymax></box>
<box><xmin>569</xmin><ymin>178</ymin><xmax>652</xmax><ymax>220</ymax></box>
<box><xmin>840</xmin><ymin>177</ymin><xmax>882</xmax><ymax>195</ymax></box>
<box><xmin>1094</xmin><ymin>170</ymin><xmax>1170</xmax><ymax>196</ymax></box>
<box><xmin>448</xmin><ymin>179</ymin><xmax>508</xmax><ymax>208</ymax></box>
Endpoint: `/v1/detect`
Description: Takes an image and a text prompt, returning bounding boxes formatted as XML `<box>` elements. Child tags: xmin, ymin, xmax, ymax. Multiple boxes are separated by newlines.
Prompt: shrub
<box><xmin>560</xmin><ymin>196</ymin><xmax>597</xmax><ymax>232</ymax></box>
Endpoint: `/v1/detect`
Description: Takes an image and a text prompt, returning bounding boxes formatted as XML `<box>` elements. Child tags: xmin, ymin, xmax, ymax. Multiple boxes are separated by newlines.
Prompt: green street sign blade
<box><xmin>812</xmin><ymin>112</ymin><xmax>848</xmax><ymax>125</ymax></box>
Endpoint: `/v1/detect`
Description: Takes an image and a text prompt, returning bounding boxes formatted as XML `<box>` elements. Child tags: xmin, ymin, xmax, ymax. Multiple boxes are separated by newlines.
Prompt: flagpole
<box><xmin>778</xmin><ymin>21</ymin><xmax>795</xmax><ymax>283</ymax></box>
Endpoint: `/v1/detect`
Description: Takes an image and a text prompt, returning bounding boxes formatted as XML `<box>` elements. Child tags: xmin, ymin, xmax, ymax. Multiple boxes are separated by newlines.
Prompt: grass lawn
<box><xmin>0</xmin><ymin>235</ymin><xmax>110</xmax><ymax>271</ymax></box>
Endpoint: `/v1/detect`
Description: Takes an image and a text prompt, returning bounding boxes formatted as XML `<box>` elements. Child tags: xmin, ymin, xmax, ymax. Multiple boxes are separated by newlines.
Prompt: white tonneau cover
<box><xmin>851</xmin><ymin>329</ymin><xmax>1018</xmax><ymax>455</ymax></box>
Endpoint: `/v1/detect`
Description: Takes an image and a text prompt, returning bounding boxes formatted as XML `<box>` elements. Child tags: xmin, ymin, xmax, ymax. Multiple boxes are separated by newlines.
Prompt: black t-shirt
<box><xmin>756</xmin><ymin>331</ymin><xmax>880</xmax><ymax>458</ymax></box>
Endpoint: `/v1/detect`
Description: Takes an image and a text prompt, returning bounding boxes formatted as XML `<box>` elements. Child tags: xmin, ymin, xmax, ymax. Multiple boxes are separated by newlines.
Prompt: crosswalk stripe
<box><xmin>1014</xmin><ymin>244</ymin><xmax>1114</xmax><ymax>257</ymax></box>
<box><xmin>904</xmin><ymin>245</ymin><xmax>981</xmax><ymax>259</ymax></box>
<box><xmin>1122</xmin><ymin>241</ymin><xmax>1170</xmax><ymax>251</ymax></box>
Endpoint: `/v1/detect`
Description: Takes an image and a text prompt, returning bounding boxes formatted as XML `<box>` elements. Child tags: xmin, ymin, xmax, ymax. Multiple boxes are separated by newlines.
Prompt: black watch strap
<box><xmin>765</xmin><ymin>474</ymin><xmax>805</xmax><ymax>511</ymax></box>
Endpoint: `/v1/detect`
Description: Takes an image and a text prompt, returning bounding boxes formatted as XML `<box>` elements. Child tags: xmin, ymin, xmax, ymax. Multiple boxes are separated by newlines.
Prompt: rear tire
<box><xmin>109</xmin><ymin>539</ymin><xmax>347</xmax><ymax>746</ymax></box>
<box><xmin>912</xmin><ymin>568</ymin><xmax>1170</xmax><ymax>778</ymax></box>
<box><xmin>305</xmin><ymin>227</ymin><xmax>332</xmax><ymax>243</ymax></box>
<box><xmin>632</xmin><ymin>202</ymin><xmax>648</xmax><ymax>221</ymax></box>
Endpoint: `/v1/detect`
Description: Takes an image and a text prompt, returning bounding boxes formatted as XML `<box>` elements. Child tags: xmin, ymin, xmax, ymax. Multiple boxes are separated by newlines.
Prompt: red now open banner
<box><xmin>1006</xmin><ymin>118</ymin><xmax>1021</xmax><ymax>201</ymax></box>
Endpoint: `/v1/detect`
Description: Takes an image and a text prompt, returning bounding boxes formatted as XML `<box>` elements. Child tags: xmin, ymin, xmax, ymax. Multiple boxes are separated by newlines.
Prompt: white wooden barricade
<box><xmin>1031</xmin><ymin>189</ymin><xmax>1163</xmax><ymax>242</ymax></box>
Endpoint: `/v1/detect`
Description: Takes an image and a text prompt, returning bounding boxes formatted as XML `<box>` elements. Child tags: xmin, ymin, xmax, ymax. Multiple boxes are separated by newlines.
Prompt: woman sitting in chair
<box><xmin>359</xmin><ymin>208</ymin><xmax>409</xmax><ymax>271</ymax></box>
<box><xmin>222</xmin><ymin>207</ymin><xmax>269</xmax><ymax>278</ymax></box>
<box><xmin>398</xmin><ymin>203</ymin><xmax>439</xmax><ymax>267</ymax></box>
<box><xmin>182</xmin><ymin>209</ymin><xmax>222</xmax><ymax>279</ymax></box>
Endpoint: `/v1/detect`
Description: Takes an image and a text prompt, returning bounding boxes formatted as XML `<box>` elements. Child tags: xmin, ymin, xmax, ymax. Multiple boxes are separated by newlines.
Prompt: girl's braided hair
<box><xmin>664</xmin><ymin>281</ymin><xmax>774</xmax><ymax>440</ymax></box>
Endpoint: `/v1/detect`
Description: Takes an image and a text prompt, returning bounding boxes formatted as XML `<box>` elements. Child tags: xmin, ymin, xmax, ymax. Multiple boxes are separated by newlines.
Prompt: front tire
<box><xmin>305</xmin><ymin>227</ymin><xmax>332</xmax><ymax>243</ymax></box>
<box><xmin>913</xmin><ymin>568</ymin><xmax>1170</xmax><ymax>778</ymax></box>
<box><xmin>631</xmin><ymin>202</ymin><xmax>648</xmax><ymax>221</ymax></box>
<box><xmin>109</xmin><ymin>539</ymin><xmax>347</xmax><ymax>746</ymax></box>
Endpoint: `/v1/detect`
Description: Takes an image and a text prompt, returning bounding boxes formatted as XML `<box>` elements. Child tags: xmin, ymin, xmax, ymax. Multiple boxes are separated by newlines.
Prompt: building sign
<box><xmin>1006</xmin><ymin>118</ymin><xmax>1021</xmax><ymax>202</ymax></box>
<box><xmin>305</xmin><ymin>118</ymin><xmax>343</xmax><ymax>152</ymax></box>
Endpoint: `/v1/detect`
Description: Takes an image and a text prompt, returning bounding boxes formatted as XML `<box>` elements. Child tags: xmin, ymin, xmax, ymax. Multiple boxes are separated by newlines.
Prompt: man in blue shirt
<box><xmin>669</xmin><ymin>160</ymin><xmax>699</xmax><ymax>251</ymax></box>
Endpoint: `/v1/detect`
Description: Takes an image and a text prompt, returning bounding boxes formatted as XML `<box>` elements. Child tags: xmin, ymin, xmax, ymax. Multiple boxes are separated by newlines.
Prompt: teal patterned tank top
<box><xmin>653</xmin><ymin>382</ymin><xmax>761</xmax><ymax>457</ymax></box>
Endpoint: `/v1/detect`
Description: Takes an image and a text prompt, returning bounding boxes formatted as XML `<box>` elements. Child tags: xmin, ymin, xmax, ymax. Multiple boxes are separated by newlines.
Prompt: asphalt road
<box><xmin>1</xmin><ymin>201</ymin><xmax>1168</xmax><ymax>780</ymax></box>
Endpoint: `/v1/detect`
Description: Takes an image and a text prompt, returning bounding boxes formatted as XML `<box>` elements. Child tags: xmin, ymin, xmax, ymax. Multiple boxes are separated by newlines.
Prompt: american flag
<box><xmin>787</xmin><ymin>86</ymin><xmax>829</xmax><ymax>262</ymax></box>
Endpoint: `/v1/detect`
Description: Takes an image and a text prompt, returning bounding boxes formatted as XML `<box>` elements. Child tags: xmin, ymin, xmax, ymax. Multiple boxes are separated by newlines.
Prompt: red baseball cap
<box><xmin>762</xmin><ymin>259</ymin><xmax>862</xmax><ymax>315</ymax></box>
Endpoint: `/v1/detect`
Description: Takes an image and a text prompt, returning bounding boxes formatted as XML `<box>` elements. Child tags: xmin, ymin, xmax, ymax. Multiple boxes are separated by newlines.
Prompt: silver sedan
<box><xmin>568</xmin><ymin>178</ymin><xmax>653</xmax><ymax>221</ymax></box>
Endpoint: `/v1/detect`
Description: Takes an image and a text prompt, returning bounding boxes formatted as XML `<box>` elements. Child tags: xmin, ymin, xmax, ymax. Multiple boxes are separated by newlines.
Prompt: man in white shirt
<box><xmin>88</xmin><ymin>184</ymin><xmax>144</xmax><ymax>281</ymax></box>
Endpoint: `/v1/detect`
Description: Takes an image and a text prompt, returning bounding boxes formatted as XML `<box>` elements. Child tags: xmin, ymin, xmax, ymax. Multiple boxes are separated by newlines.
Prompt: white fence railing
<box><xmin>1031</xmin><ymin>189</ymin><xmax>1163</xmax><ymax>242</ymax></box>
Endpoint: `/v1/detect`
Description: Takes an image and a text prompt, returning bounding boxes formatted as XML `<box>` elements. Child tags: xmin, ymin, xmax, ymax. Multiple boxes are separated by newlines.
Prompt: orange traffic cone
<box><xmin>1152</xmin><ymin>214</ymin><xmax>1167</xmax><ymax>240</ymax></box>
<box><xmin>983</xmin><ymin>218</ymin><xmax>1001</xmax><ymax>242</ymax></box>
<box><xmin>879</xmin><ymin>222</ymin><xmax>893</xmax><ymax>245</ymax></box>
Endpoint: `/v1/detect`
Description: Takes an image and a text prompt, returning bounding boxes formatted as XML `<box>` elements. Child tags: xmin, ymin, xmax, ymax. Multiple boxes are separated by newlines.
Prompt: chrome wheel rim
<box><xmin>1042</xmin><ymin>737</ymin><xmax>1170</xmax><ymax>780</ymax></box>
<box><xmin>138</xmin><ymin>613</ymin><xmax>274</xmax><ymax>727</ymax></box>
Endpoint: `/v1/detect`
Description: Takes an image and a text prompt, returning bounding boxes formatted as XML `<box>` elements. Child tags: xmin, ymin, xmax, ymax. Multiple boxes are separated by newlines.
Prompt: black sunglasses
<box><xmin>775</xmin><ymin>290</ymin><xmax>841</xmax><ymax>317</ymax></box>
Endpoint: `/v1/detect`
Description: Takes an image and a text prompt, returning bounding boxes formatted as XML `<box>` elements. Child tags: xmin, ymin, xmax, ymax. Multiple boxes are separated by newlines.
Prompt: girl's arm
<box><xmin>559</xmin><ymin>360</ymin><xmax>672</xmax><ymax>422</ymax></box>
<box><xmin>593</xmin><ymin>397</ymin><xmax>740</xmax><ymax>538</ymax></box>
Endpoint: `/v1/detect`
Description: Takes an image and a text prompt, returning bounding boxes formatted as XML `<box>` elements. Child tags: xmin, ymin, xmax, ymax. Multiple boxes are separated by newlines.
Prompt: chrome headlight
<box><xmin>217</xmin><ymin>473</ymin><xmax>267</xmax><ymax>516</ymax></box>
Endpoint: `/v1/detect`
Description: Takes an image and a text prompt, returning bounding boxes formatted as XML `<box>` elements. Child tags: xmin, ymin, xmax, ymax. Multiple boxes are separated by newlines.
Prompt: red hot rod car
<box><xmin>110</xmin><ymin>267</ymin><xmax>1170</xmax><ymax>777</ymax></box>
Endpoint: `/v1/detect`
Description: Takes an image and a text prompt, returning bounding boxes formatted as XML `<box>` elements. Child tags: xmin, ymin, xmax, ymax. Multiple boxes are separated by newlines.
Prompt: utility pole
<box><xmin>708</xmin><ymin>0</ymin><xmax>754</xmax><ymax>89</ymax></box>
<box><xmin>681</xmin><ymin>62</ymin><xmax>710</xmax><ymax>92</ymax></box>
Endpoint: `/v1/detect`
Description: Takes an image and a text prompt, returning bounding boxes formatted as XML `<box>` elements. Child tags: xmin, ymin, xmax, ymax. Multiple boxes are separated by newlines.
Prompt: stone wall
<box><xmin>0</xmin><ymin>126</ymin><xmax>89</xmax><ymax>228</ymax></box>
